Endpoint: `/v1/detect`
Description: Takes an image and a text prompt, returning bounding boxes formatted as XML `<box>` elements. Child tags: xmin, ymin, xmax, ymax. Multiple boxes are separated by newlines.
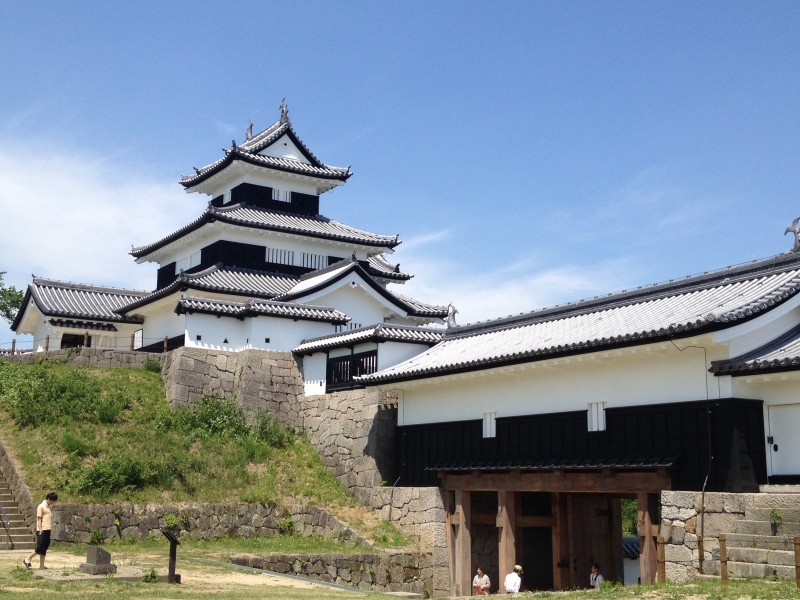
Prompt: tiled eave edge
<box><xmin>359</xmin><ymin>319</ymin><xmax>753</xmax><ymax>387</ymax></box>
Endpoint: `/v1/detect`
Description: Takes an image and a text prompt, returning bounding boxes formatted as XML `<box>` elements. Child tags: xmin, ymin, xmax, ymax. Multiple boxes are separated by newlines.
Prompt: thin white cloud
<box><xmin>0</xmin><ymin>139</ymin><xmax>198</xmax><ymax>344</ymax></box>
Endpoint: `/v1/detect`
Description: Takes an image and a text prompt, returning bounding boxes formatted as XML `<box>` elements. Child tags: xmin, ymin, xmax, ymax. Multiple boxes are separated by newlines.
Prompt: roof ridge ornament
<box><xmin>279</xmin><ymin>98</ymin><xmax>290</xmax><ymax>124</ymax></box>
<box><xmin>245</xmin><ymin>121</ymin><xmax>253</xmax><ymax>141</ymax></box>
<box><xmin>785</xmin><ymin>217</ymin><xmax>800</xmax><ymax>252</ymax></box>
<box><xmin>446</xmin><ymin>303</ymin><xmax>458</xmax><ymax>328</ymax></box>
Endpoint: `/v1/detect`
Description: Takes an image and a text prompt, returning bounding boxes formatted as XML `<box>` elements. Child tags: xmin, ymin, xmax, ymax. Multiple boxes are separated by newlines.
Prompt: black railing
<box><xmin>326</xmin><ymin>350</ymin><xmax>378</xmax><ymax>392</ymax></box>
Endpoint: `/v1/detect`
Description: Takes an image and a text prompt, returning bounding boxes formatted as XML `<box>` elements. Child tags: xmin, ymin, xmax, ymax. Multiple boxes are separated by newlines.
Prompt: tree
<box><xmin>0</xmin><ymin>272</ymin><xmax>23</xmax><ymax>324</ymax></box>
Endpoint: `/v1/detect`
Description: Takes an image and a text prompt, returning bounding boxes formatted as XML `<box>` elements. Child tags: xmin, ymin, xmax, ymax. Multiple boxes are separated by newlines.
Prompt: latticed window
<box><xmin>266</xmin><ymin>247</ymin><xmax>294</xmax><ymax>265</ymax></box>
<box><xmin>271</xmin><ymin>188</ymin><xmax>290</xmax><ymax>202</ymax></box>
<box><xmin>326</xmin><ymin>350</ymin><xmax>378</xmax><ymax>392</ymax></box>
<box><xmin>302</xmin><ymin>252</ymin><xmax>327</xmax><ymax>269</ymax></box>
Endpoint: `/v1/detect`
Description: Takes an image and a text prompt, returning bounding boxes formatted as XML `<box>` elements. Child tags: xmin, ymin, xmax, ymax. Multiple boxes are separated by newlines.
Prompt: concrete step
<box><xmin>733</xmin><ymin>519</ymin><xmax>800</xmax><ymax>536</ymax></box>
<box><xmin>727</xmin><ymin>546</ymin><xmax>796</xmax><ymax>566</ymax></box>
<box><xmin>745</xmin><ymin>508</ymin><xmax>800</xmax><ymax>523</ymax></box>
<box><xmin>2</xmin><ymin>540</ymin><xmax>36</xmax><ymax>550</ymax></box>
<box><xmin>727</xmin><ymin>561</ymin><xmax>795</xmax><ymax>580</ymax></box>
<box><xmin>724</xmin><ymin>533</ymin><xmax>796</xmax><ymax>551</ymax></box>
<box><xmin>760</xmin><ymin>485</ymin><xmax>800</xmax><ymax>494</ymax></box>
<box><xmin>746</xmin><ymin>494</ymin><xmax>800</xmax><ymax>510</ymax></box>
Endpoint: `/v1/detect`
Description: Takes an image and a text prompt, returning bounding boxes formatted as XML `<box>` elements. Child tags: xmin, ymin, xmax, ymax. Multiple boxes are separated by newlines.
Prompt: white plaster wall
<box><xmin>302</xmin><ymin>353</ymin><xmax>327</xmax><ymax>395</ymax></box>
<box><xmin>139</xmin><ymin>301</ymin><xmax>186</xmax><ymax>348</ymax></box>
<box><xmin>623</xmin><ymin>557</ymin><xmax>639</xmax><ymax>586</ymax></box>
<box><xmin>394</xmin><ymin>345</ymin><xmax>725</xmax><ymax>426</ymax></box>
<box><xmin>184</xmin><ymin>313</ymin><xmax>247</xmax><ymax>351</ymax></box>
<box><xmin>246</xmin><ymin>316</ymin><xmax>334</xmax><ymax>352</ymax></box>
<box><xmin>378</xmin><ymin>342</ymin><xmax>432</xmax><ymax>371</ymax></box>
<box><xmin>303</xmin><ymin>283</ymin><xmax>398</xmax><ymax>328</ymax></box>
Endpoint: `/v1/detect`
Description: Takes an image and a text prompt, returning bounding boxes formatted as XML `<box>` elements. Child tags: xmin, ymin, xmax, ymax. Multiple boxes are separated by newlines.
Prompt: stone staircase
<box><xmin>0</xmin><ymin>471</ymin><xmax>34</xmax><ymax>550</ymax></box>
<box><xmin>716</xmin><ymin>487</ymin><xmax>799</xmax><ymax>580</ymax></box>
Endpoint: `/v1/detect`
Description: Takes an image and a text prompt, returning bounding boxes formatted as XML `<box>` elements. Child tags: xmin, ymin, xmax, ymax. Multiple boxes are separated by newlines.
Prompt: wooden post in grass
<box><xmin>45</xmin><ymin>335</ymin><xmax>49</xmax><ymax>352</ymax></box>
<box><xmin>719</xmin><ymin>534</ymin><xmax>728</xmax><ymax>585</ymax></box>
<box><xmin>163</xmin><ymin>336</ymin><xmax>168</xmax><ymax>353</ymax></box>
<box><xmin>698</xmin><ymin>535</ymin><xmax>704</xmax><ymax>574</ymax></box>
<box><xmin>130</xmin><ymin>334</ymin><xmax>134</xmax><ymax>351</ymax></box>
<box><xmin>10</xmin><ymin>339</ymin><xmax>15</xmax><ymax>355</ymax></box>
<box><xmin>657</xmin><ymin>536</ymin><xmax>665</xmax><ymax>583</ymax></box>
<box><xmin>794</xmin><ymin>536</ymin><xmax>800</xmax><ymax>589</ymax></box>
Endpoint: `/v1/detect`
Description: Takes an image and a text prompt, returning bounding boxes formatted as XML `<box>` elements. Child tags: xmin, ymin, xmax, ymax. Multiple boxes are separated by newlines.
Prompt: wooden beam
<box><xmin>441</xmin><ymin>470</ymin><xmax>671</xmax><ymax>493</ymax></box>
<box><xmin>497</xmin><ymin>490</ymin><xmax>516</xmax><ymax>594</ymax></box>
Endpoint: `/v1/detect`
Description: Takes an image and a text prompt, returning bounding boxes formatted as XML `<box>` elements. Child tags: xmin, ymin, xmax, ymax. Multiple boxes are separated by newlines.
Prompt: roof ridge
<box><xmin>448</xmin><ymin>251</ymin><xmax>800</xmax><ymax>338</ymax></box>
<box><xmin>32</xmin><ymin>277</ymin><xmax>149</xmax><ymax>296</ymax></box>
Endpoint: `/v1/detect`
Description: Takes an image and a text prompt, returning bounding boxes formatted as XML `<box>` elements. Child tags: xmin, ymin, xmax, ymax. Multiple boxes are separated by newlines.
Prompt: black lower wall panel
<box><xmin>395</xmin><ymin>398</ymin><xmax>766</xmax><ymax>492</ymax></box>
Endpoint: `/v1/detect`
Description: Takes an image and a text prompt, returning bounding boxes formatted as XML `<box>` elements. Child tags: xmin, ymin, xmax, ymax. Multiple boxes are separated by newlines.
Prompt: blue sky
<box><xmin>1</xmin><ymin>1</ymin><xmax>799</xmax><ymax>346</ymax></box>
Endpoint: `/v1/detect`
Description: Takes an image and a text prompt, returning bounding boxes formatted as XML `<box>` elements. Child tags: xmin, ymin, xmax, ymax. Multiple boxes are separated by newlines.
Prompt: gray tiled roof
<box><xmin>130</xmin><ymin>203</ymin><xmax>399</xmax><ymax>258</ymax></box>
<box><xmin>175</xmin><ymin>295</ymin><xmax>349</xmax><ymax>324</ymax></box>
<box><xmin>360</xmin><ymin>252</ymin><xmax>800</xmax><ymax>385</ymax></box>
<box><xmin>12</xmin><ymin>278</ymin><xmax>148</xmax><ymax>329</ymax></box>
<box><xmin>119</xmin><ymin>265</ymin><xmax>297</xmax><ymax>313</ymax></box>
<box><xmin>179</xmin><ymin>118</ymin><xmax>351</xmax><ymax>188</ymax></box>
<box><xmin>367</xmin><ymin>254</ymin><xmax>412</xmax><ymax>280</ymax></box>
<box><xmin>294</xmin><ymin>323</ymin><xmax>444</xmax><ymax>354</ymax></box>
<box><xmin>710</xmin><ymin>324</ymin><xmax>800</xmax><ymax>376</ymax></box>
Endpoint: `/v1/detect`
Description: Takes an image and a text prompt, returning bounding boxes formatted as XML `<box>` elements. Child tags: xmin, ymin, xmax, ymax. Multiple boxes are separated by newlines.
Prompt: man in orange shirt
<box><xmin>24</xmin><ymin>492</ymin><xmax>58</xmax><ymax>570</ymax></box>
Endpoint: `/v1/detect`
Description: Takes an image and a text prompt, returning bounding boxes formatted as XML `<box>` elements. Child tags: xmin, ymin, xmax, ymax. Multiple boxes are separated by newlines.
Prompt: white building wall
<box><xmin>303</xmin><ymin>353</ymin><xmax>327</xmax><ymax>395</ymax></box>
<box><xmin>395</xmin><ymin>345</ymin><xmax>724</xmax><ymax>427</ymax></box>
<box><xmin>305</xmin><ymin>284</ymin><xmax>398</xmax><ymax>329</ymax></box>
<box><xmin>378</xmin><ymin>342</ymin><xmax>432</xmax><ymax>371</ymax></box>
<box><xmin>140</xmin><ymin>302</ymin><xmax>186</xmax><ymax>348</ymax></box>
<box><xmin>246</xmin><ymin>317</ymin><xmax>335</xmax><ymax>352</ymax></box>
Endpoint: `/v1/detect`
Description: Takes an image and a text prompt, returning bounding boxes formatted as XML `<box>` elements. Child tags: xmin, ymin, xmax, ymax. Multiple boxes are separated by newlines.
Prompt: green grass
<box><xmin>0</xmin><ymin>361</ymin><xmax>406</xmax><ymax>547</ymax></box>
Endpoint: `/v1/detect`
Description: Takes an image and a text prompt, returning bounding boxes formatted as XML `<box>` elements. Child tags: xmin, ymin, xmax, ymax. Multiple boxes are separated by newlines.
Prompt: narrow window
<box><xmin>272</xmin><ymin>188</ymin><xmax>290</xmax><ymax>202</ymax></box>
<box><xmin>196</xmin><ymin>335</ymin><xmax>202</xmax><ymax>341</ymax></box>
<box><xmin>266</xmin><ymin>247</ymin><xmax>295</xmax><ymax>265</ymax></box>
<box><xmin>587</xmin><ymin>402</ymin><xmax>607</xmax><ymax>432</ymax></box>
<box><xmin>483</xmin><ymin>412</ymin><xmax>497</xmax><ymax>438</ymax></box>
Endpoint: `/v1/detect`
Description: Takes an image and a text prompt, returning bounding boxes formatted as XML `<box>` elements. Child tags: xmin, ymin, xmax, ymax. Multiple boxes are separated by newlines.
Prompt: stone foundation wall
<box><xmin>4</xmin><ymin>347</ymin><xmax>163</xmax><ymax>370</ymax></box>
<box><xmin>232</xmin><ymin>550</ymin><xmax>430</xmax><ymax>596</ymax></box>
<box><xmin>52</xmin><ymin>502</ymin><xmax>370</xmax><ymax>546</ymax></box>
<box><xmin>161</xmin><ymin>348</ymin><xmax>303</xmax><ymax>428</ymax></box>
<box><xmin>660</xmin><ymin>490</ymin><xmax>751</xmax><ymax>582</ymax></box>
<box><xmin>366</xmin><ymin>486</ymin><xmax>449</xmax><ymax>596</ymax></box>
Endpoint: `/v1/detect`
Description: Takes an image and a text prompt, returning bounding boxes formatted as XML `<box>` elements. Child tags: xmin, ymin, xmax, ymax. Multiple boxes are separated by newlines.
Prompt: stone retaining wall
<box><xmin>52</xmin><ymin>502</ymin><xmax>370</xmax><ymax>546</ymax></box>
<box><xmin>4</xmin><ymin>347</ymin><xmax>163</xmax><ymax>369</ymax></box>
<box><xmin>660</xmin><ymin>490</ymin><xmax>751</xmax><ymax>582</ymax></box>
<box><xmin>0</xmin><ymin>435</ymin><xmax>35</xmax><ymax>527</ymax></box>
<box><xmin>231</xmin><ymin>550</ymin><xmax>429</xmax><ymax>596</ymax></box>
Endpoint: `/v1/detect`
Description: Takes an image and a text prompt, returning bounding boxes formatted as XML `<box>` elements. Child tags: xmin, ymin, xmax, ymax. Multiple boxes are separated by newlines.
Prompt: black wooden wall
<box><xmin>395</xmin><ymin>398</ymin><xmax>766</xmax><ymax>492</ymax></box>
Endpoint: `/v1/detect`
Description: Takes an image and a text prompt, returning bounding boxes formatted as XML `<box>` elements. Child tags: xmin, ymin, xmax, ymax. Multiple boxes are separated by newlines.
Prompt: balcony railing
<box><xmin>326</xmin><ymin>350</ymin><xmax>378</xmax><ymax>392</ymax></box>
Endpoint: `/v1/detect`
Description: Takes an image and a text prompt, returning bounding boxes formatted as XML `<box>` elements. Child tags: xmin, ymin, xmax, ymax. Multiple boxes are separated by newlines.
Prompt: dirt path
<box><xmin>0</xmin><ymin>549</ymin><xmax>323</xmax><ymax>591</ymax></box>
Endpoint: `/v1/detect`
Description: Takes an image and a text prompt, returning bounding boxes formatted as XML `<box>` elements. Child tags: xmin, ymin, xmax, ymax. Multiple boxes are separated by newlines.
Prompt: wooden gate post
<box><xmin>794</xmin><ymin>536</ymin><xmax>800</xmax><ymax>589</ymax></box>
<box><xmin>719</xmin><ymin>534</ymin><xmax>728</xmax><ymax>585</ymax></box>
<box><xmin>10</xmin><ymin>339</ymin><xmax>15</xmax><ymax>355</ymax></box>
<box><xmin>45</xmin><ymin>335</ymin><xmax>49</xmax><ymax>352</ymax></box>
<box><xmin>453</xmin><ymin>490</ymin><xmax>472</xmax><ymax>596</ymax></box>
<box><xmin>638</xmin><ymin>493</ymin><xmax>658</xmax><ymax>584</ymax></box>
<box><xmin>657</xmin><ymin>536</ymin><xmax>665</xmax><ymax>583</ymax></box>
<box><xmin>83</xmin><ymin>331</ymin><xmax>89</xmax><ymax>347</ymax></box>
<box><xmin>497</xmin><ymin>490</ymin><xmax>517</xmax><ymax>594</ymax></box>
<box><xmin>163</xmin><ymin>336</ymin><xmax>168</xmax><ymax>353</ymax></box>
<box><xmin>130</xmin><ymin>334</ymin><xmax>134</xmax><ymax>351</ymax></box>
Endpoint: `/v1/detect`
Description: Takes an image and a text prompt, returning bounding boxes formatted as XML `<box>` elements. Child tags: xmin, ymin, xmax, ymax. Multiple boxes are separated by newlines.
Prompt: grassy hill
<box><xmin>0</xmin><ymin>360</ymin><xmax>403</xmax><ymax>544</ymax></box>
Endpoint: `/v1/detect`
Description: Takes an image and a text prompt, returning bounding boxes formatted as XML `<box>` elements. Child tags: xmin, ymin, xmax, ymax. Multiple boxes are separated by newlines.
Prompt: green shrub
<box><xmin>143</xmin><ymin>359</ymin><xmax>161</xmax><ymax>373</ymax></box>
<box><xmin>256</xmin><ymin>413</ymin><xmax>295</xmax><ymax>448</ymax></box>
<box><xmin>61</xmin><ymin>429</ymin><xmax>95</xmax><ymax>457</ymax></box>
<box><xmin>172</xmin><ymin>396</ymin><xmax>250</xmax><ymax>437</ymax></box>
<box><xmin>276</xmin><ymin>516</ymin><xmax>295</xmax><ymax>535</ymax></box>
